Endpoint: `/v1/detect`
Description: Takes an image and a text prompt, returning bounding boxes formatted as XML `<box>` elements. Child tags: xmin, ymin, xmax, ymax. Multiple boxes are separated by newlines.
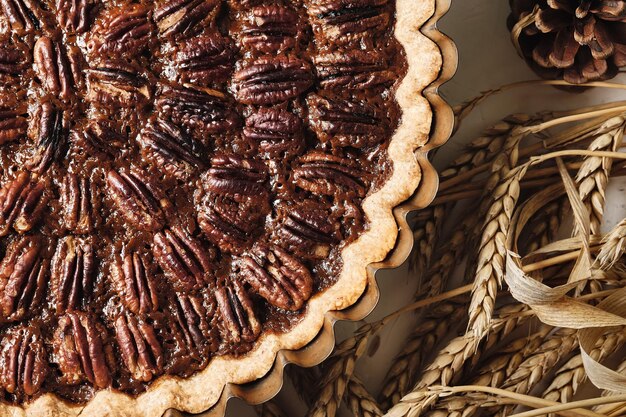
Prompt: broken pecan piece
<box><xmin>0</xmin><ymin>108</ymin><xmax>27</xmax><ymax>144</ymax></box>
<box><xmin>87</xmin><ymin>4</ymin><xmax>154</xmax><ymax>58</ymax></box>
<box><xmin>138</xmin><ymin>118</ymin><xmax>206</xmax><ymax>180</ymax></box>
<box><xmin>239</xmin><ymin>245</ymin><xmax>313</xmax><ymax>311</ymax></box>
<box><xmin>293</xmin><ymin>152</ymin><xmax>369</xmax><ymax>198</ymax></box>
<box><xmin>239</xmin><ymin>5</ymin><xmax>299</xmax><ymax>53</ymax></box>
<box><xmin>111</xmin><ymin>252</ymin><xmax>159</xmax><ymax>315</ymax></box>
<box><xmin>54</xmin><ymin>311</ymin><xmax>112</xmax><ymax>388</ymax></box>
<box><xmin>0</xmin><ymin>237</ymin><xmax>48</xmax><ymax>323</ymax></box>
<box><xmin>0</xmin><ymin>0</ymin><xmax>47</xmax><ymax>35</ymax></box>
<box><xmin>50</xmin><ymin>236</ymin><xmax>95</xmax><ymax>313</ymax></box>
<box><xmin>55</xmin><ymin>0</ymin><xmax>90</xmax><ymax>33</ymax></box>
<box><xmin>307</xmin><ymin>0</ymin><xmax>390</xmax><ymax>43</ymax></box>
<box><xmin>86</xmin><ymin>63</ymin><xmax>151</xmax><ymax>109</ymax></box>
<box><xmin>107</xmin><ymin>169</ymin><xmax>171</xmax><ymax>232</ymax></box>
<box><xmin>232</xmin><ymin>56</ymin><xmax>314</xmax><ymax>105</ymax></box>
<box><xmin>114</xmin><ymin>312</ymin><xmax>163</xmax><ymax>382</ymax></box>
<box><xmin>156</xmin><ymin>84</ymin><xmax>239</xmax><ymax>137</ymax></box>
<box><xmin>0</xmin><ymin>172</ymin><xmax>48</xmax><ymax>236</ymax></box>
<box><xmin>0</xmin><ymin>326</ymin><xmax>48</xmax><ymax>397</ymax></box>
<box><xmin>60</xmin><ymin>173</ymin><xmax>99</xmax><ymax>234</ymax></box>
<box><xmin>171</xmin><ymin>33</ymin><xmax>235</xmax><ymax>85</ymax></box>
<box><xmin>243</xmin><ymin>107</ymin><xmax>303</xmax><ymax>157</ymax></box>
<box><xmin>152</xmin><ymin>226</ymin><xmax>214</xmax><ymax>292</ymax></box>
<box><xmin>33</xmin><ymin>36</ymin><xmax>80</xmax><ymax>100</ymax></box>
<box><xmin>306</xmin><ymin>94</ymin><xmax>388</xmax><ymax>148</ymax></box>
<box><xmin>314</xmin><ymin>50</ymin><xmax>394</xmax><ymax>90</ymax></box>
<box><xmin>74</xmin><ymin>120</ymin><xmax>127</xmax><ymax>158</ymax></box>
<box><xmin>216</xmin><ymin>280</ymin><xmax>261</xmax><ymax>344</ymax></box>
<box><xmin>154</xmin><ymin>0</ymin><xmax>220</xmax><ymax>39</ymax></box>
<box><xmin>274</xmin><ymin>200</ymin><xmax>340</xmax><ymax>259</ymax></box>
<box><xmin>27</xmin><ymin>101</ymin><xmax>66</xmax><ymax>173</ymax></box>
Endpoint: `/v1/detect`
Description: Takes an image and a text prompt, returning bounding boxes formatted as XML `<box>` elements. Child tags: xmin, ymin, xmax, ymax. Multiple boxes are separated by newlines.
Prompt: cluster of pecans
<box><xmin>0</xmin><ymin>0</ymin><xmax>403</xmax><ymax>404</ymax></box>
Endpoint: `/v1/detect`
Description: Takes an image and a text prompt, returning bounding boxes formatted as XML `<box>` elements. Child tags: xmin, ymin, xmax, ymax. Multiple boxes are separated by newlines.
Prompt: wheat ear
<box><xmin>346</xmin><ymin>377</ymin><xmax>383</xmax><ymax>417</ymax></box>
<box><xmin>596</xmin><ymin>217</ymin><xmax>626</xmax><ymax>270</ymax></box>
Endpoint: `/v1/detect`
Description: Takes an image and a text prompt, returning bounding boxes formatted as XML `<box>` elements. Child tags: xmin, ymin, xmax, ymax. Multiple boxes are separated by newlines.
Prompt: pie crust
<box><xmin>0</xmin><ymin>0</ymin><xmax>441</xmax><ymax>415</ymax></box>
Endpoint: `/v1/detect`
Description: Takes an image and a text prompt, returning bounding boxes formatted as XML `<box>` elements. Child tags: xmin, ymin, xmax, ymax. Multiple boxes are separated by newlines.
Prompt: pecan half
<box><xmin>50</xmin><ymin>236</ymin><xmax>95</xmax><ymax>313</ymax></box>
<box><xmin>293</xmin><ymin>152</ymin><xmax>369</xmax><ymax>198</ymax></box>
<box><xmin>114</xmin><ymin>312</ymin><xmax>163</xmax><ymax>382</ymax></box>
<box><xmin>274</xmin><ymin>200</ymin><xmax>340</xmax><ymax>259</ymax></box>
<box><xmin>0</xmin><ymin>108</ymin><xmax>27</xmax><ymax>144</ymax></box>
<box><xmin>0</xmin><ymin>41</ymin><xmax>28</xmax><ymax>81</ymax></box>
<box><xmin>138</xmin><ymin>118</ymin><xmax>206</xmax><ymax>180</ymax></box>
<box><xmin>203</xmin><ymin>154</ymin><xmax>268</xmax><ymax>197</ymax></box>
<box><xmin>307</xmin><ymin>0</ymin><xmax>390</xmax><ymax>43</ymax></box>
<box><xmin>54</xmin><ymin>311</ymin><xmax>112</xmax><ymax>388</ymax></box>
<box><xmin>156</xmin><ymin>84</ymin><xmax>239</xmax><ymax>137</ymax></box>
<box><xmin>107</xmin><ymin>169</ymin><xmax>171</xmax><ymax>232</ymax></box>
<box><xmin>111</xmin><ymin>252</ymin><xmax>159</xmax><ymax>315</ymax></box>
<box><xmin>60</xmin><ymin>173</ymin><xmax>99</xmax><ymax>234</ymax></box>
<box><xmin>33</xmin><ymin>36</ymin><xmax>79</xmax><ymax>100</ymax></box>
<box><xmin>168</xmin><ymin>292</ymin><xmax>218</xmax><ymax>358</ymax></box>
<box><xmin>0</xmin><ymin>326</ymin><xmax>48</xmax><ymax>396</ymax></box>
<box><xmin>239</xmin><ymin>245</ymin><xmax>312</xmax><ymax>311</ymax></box>
<box><xmin>239</xmin><ymin>5</ymin><xmax>299</xmax><ymax>53</ymax></box>
<box><xmin>232</xmin><ymin>56</ymin><xmax>314</xmax><ymax>105</ymax></box>
<box><xmin>306</xmin><ymin>94</ymin><xmax>387</xmax><ymax>148</ymax></box>
<box><xmin>86</xmin><ymin>64</ymin><xmax>151</xmax><ymax>109</ymax></box>
<box><xmin>171</xmin><ymin>33</ymin><xmax>235</xmax><ymax>85</ymax></box>
<box><xmin>152</xmin><ymin>226</ymin><xmax>214</xmax><ymax>292</ymax></box>
<box><xmin>0</xmin><ymin>172</ymin><xmax>49</xmax><ymax>236</ymax></box>
<box><xmin>55</xmin><ymin>0</ymin><xmax>90</xmax><ymax>33</ymax></box>
<box><xmin>0</xmin><ymin>0</ymin><xmax>46</xmax><ymax>35</ymax></box>
<box><xmin>314</xmin><ymin>50</ymin><xmax>394</xmax><ymax>90</ymax></box>
<box><xmin>196</xmin><ymin>156</ymin><xmax>270</xmax><ymax>253</ymax></box>
<box><xmin>27</xmin><ymin>101</ymin><xmax>66</xmax><ymax>173</ymax></box>
<box><xmin>0</xmin><ymin>237</ymin><xmax>48</xmax><ymax>323</ymax></box>
<box><xmin>215</xmin><ymin>280</ymin><xmax>261</xmax><ymax>344</ymax></box>
<box><xmin>88</xmin><ymin>4</ymin><xmax>154</xmax><ymax>58</ymax></box>
<box><xmin>154</xmin><ymin>0</ymin><xmax>220</xmax><ymax>39</ymax></box>
<box><xmin>243</xmin><ymin>107</ymin><xmax>303</xmax><ymax>157</ymax></box>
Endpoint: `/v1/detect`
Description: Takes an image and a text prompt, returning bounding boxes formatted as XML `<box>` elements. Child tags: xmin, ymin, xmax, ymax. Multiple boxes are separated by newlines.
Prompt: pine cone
<box><xmin>508</xmin><ymin>0</ymin><xmax>626</xmax><ymax>83</ymax></box>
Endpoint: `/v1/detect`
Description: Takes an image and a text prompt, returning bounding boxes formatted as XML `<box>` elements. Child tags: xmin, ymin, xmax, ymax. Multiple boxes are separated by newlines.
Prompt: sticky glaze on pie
<box><xmin>0</xmin><ymin>0</ymin><xmax>440</xmax><ymax>415</ymax></box>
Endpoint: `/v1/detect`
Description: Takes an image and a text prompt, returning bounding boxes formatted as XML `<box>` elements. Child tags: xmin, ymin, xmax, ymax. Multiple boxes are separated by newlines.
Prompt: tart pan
<box><xmin>164</xmin><ymin>0</ymin><xmax>457</xmax><ymax>415</ymax></box>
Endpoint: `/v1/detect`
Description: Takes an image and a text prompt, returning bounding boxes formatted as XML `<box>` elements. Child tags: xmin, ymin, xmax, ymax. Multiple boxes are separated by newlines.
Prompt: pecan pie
<box><xmin>0</xmin><ymin>0</ymin><xmax>440</xmax><ymax>415</ymax></box>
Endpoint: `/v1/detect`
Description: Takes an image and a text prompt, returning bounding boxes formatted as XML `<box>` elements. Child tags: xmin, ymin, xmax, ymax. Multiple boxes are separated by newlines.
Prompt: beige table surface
<box><xmin>225</xmin><ymin>2</ymin><xmax>626</xmax><ymax>415</ymax></box>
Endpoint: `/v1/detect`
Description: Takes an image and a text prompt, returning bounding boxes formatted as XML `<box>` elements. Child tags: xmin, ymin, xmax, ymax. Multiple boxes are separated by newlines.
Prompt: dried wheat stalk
<box><xmin>468</xmin><ymin>163</ymin><xmax>528</xmax><ymax>341</ymax></box>
<box><xmin>410</xmin><ymin>115</ymin><xmax>530</xmax><ymax>274</ymax></box>
<box><xmin>597</xmin><ymin>217</ymin><xmax>626</xmax><ymax>270</ymax></box>
<box><xmin>345</xmin><ymin>378</ymin><xmax>383</xmax><ymax>417</ymax></box>
<box><xmin>255</xmin><ymin>400</ymin><xmax>287</xmax><ymax>417</ymax></box>
<box><xmin>542</xmin><ymin>327</ymin><xmax>626</xmax><ymax>405</ymax></box>
<box><xmin>575</xmin><ymin>117</ymin><xmax>625</xmax><ymax>236</ymax></box>
<box><xmin>306</xmin><ymin>325</ymin><xmax>375</xmax><ymax>417</ymax></box>
<box><xmin>491</xmin><ymin>327</ymin><xmax>579</xmax><ymax>417</ymax></box>
<box><xmin>421</xmin><ymin>325</ymin><xmax>550</xmax><ymax>417</ymax></box>
<box><xmin>379</xmin><ymin>296</ymin><xmax>469</xmax><ymax>410</ymax></box>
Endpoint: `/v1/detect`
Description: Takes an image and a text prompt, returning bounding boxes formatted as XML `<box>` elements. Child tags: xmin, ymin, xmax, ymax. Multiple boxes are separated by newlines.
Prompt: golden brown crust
<box><xmin>4</xmin><ymin>0</ymin><xmax>441</xmax><ymax>415</ymax></box>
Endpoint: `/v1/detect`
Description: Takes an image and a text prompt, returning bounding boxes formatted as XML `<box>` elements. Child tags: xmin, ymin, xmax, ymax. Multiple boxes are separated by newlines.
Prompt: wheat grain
<box><xmin>345</xmin><ymin>377</ymin><xmax>383</xmax><ymax>417</ymax></box>
<box><xmin>575</xmin><ymin>119</ymin><xmax>625</xmax><ymax>236</ymax></box>
<box><xmin>491</xmin><ymin>327</ymin><xmax>578</xmax><ymax>417</ymax></box>
<box><xmin>287</xmin><ymin>365</ymin><xmax>319</xmax><ymax>407</ymax></box>
<box><xmin>597</xmin><ymin>217</ymin><xmax>626</xmax><ymax>270</ymax></box>
<box><xmin>255</xmin><ymin>400</ymin><xmax>287</xmax><ymax>417</ymax></box>
<box><xmin>468</xmin><ymin>164</ymin><xmax>528</xmax><ymax>341</ymax></box>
